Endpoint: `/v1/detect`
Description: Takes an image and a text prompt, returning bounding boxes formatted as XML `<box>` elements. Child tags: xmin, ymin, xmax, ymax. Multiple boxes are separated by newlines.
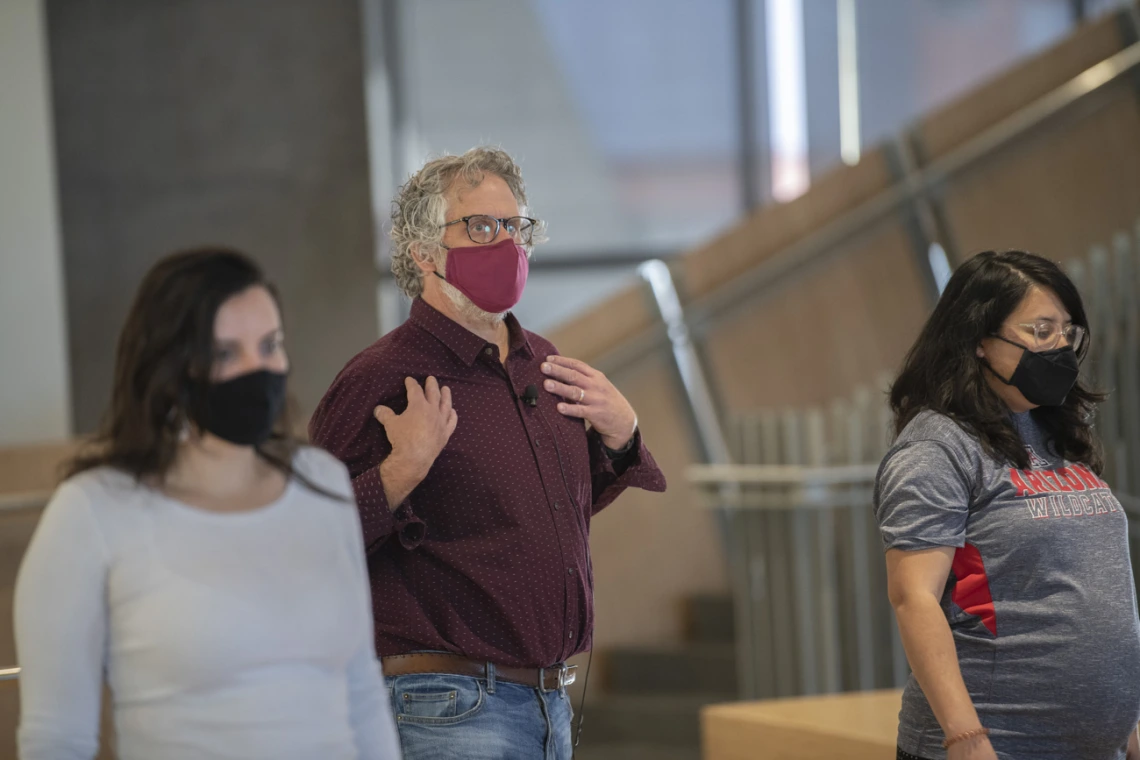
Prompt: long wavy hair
<box><xmin>67</xmin><ymin>247</ymin><xmax>337</xmax><ymax>497</ymax></box>
<box><xmin>890</xmin><ymin>250</ymin><xmax>1104</xmax><ymax>472</ymax></box>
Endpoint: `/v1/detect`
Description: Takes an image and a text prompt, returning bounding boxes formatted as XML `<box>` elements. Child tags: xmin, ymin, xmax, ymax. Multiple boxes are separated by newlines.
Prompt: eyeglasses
<box><xmin>1007</xmin><ymin>321</ymin><xmax>1086</xmax><ymax>352</ymax></box>
<box><xmin>441</xmin><ymin>215</ymin><xmax>538</xmax><ymax>245</ymax></box>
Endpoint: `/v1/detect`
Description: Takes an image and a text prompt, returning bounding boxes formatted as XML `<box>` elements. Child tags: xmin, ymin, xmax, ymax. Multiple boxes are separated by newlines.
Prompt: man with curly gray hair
<box><xmin>310</xmin><ymin>146</ymin><xmax>667</xmax><ymax>759</ymax></box>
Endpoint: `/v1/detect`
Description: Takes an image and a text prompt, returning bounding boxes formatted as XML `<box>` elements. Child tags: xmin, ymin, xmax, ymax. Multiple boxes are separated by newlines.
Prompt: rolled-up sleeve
<box><xmin>309</xmin><ymin>357</ymin><xmax>427</xmax><ymax>552</ymax></box>
<box><xmin>588</xmin><ymin>428</ymin><xmax>667</xmax><ymax>515</ymax></box>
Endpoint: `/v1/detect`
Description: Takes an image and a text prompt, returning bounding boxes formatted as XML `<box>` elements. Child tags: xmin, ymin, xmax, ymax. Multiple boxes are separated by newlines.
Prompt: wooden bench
<box><xmin>702</xmin><ymin>689</ymin><xmax>902</xmax><ymax>760</ymax></box>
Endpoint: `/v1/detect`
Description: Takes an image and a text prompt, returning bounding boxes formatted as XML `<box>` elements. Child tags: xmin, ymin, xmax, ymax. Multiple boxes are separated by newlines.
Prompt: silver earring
<box><xmin>167</xmin><ymin>406</ymin><xmax>191</xmax><ymax>442</ymax></box>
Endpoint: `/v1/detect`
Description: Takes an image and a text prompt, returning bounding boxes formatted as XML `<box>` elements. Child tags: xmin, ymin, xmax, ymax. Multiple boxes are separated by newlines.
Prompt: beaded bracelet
<box><xmin>943</xmin><ymin>727</ymin><xmax>990</xmax><ymax>749</ymax></box>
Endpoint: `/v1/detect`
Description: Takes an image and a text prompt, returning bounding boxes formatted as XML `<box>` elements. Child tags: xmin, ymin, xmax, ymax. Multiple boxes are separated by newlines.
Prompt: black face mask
<box><xmin>989</xmin><ymin>335</ymin><xmax>1080</xmax><ymax>407</ymax></box>
<box><xmin>194</xmin><ymin>370</ymin><xmax>287</xmax><ymax>446</ymax></box>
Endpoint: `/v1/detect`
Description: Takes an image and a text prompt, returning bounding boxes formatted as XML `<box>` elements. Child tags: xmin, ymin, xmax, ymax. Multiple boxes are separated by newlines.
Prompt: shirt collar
<box><xmin>410</xmin><ymin>298</ymin><xmax>535</xmax><ymax>366</ymax></box>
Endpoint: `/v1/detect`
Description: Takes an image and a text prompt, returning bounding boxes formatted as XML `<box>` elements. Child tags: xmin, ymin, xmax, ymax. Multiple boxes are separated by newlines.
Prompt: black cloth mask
<box><xmin>988</xmin><ymin>335</ymin><xmax>1080</xmax><ymax>407</ymax></box>
<box><xmin>194</xmin><ymin>370</ymin><xmax>287</xmax><ymax>446</ymax></box>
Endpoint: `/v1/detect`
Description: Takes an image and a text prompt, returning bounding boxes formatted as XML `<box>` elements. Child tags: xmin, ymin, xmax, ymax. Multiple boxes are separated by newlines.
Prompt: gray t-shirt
<box><xmin>875</xmin><ymin>410</ymin><xmax>1140</xmax><ymax>760</ymax></box>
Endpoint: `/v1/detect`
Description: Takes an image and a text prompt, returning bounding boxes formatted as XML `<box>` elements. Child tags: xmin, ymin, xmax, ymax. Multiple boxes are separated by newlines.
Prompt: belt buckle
<box><xmin>558</xmin><ymin>664</ymin><xmax>577</xmax><ymax>689</ymax></box>
<box><xmin>540</xmin><ymin>660</ymin><xmax>579</xmax><ymax>692</ymax></box>
<box><xmin>539</xmin><ymin>664</ymin><xmax>578</xmax><ymax>692</ymax></box>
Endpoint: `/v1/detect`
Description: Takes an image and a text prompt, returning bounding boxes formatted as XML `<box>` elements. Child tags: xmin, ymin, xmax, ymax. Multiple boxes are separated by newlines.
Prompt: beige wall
<box><xmin>0</xmin><ymin>0</ymin><xmax>71</xmax><ymax>446</ymax></box>
<box><xmin>704</xmin><ymin>221</ymin><xmax>929</xmax><ymax>411</ymax></box>
<box><xmin>590</xmin><ymin>353</ymin><xmax>729</xmax><ymax>648</ymax></box>
<box><xmin>914</xmin><ymin>14</ymin><xmax>1140</xmax><ymax>265</ymax></box>
<box><xmin>941</xmin><ymin>91</ymin><xmax>1140</xmax><ymax>264</ymax></box>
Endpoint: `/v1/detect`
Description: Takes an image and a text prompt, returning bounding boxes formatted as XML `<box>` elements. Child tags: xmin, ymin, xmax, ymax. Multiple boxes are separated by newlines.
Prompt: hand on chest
<box><xmin>408</xmin><ymin>371</ymin><xmax>592</xmax><ymax>526</ymax></box>
<box><xmin>432</xmin><ymin>369</ymin><xmax>588</xmax><ymax>463</ymax></box>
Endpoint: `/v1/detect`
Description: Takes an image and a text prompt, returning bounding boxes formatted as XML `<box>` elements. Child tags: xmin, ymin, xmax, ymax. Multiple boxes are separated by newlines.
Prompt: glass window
<box><xmin>399</xmin><ymin>0</ymin><xmax>741</xmax><ymax>256</ymax></box>
<box><xmin>855</xmin><ymin>0</ymin><xmax>1073</xmax><ymax>149</ymax></box>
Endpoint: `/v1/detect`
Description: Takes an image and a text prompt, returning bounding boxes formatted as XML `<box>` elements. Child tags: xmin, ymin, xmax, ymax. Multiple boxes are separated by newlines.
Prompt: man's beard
<box><xmin>436</xmin><ymin>262</ymin><xmax>508</xmax><ymax>325</ymax></box>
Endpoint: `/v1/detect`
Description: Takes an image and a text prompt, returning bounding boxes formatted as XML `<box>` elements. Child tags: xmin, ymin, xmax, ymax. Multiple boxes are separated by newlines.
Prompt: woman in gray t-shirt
<box><xmin>875</xmin><ymin>250</ymin><xmax>1140</xmax><ymax>760</ymax></box>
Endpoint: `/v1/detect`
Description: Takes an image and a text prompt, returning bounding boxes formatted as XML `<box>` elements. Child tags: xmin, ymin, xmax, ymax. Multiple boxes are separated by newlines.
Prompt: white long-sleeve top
<box><xmin>14</xmin><ymin>446</ymin><xmax>401</xmax><ymax>760</ymax></box>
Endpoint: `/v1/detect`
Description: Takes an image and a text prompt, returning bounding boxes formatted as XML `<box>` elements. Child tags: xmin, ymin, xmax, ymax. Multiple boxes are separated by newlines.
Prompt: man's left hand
<box><xmin>541</xmin><ymin>355</ymin><xmax>637</xmax><ymax>450</ymax></box>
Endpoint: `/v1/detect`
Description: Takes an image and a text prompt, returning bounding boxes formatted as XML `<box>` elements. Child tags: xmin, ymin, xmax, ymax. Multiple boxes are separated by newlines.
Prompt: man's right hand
<box><xmin>374</xmin><ymin>376</ymin><xmax>458</xmax><ymax>509</ymax></box>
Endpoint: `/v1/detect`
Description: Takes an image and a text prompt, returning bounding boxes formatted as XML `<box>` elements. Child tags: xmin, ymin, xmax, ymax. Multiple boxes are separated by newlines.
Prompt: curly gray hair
<box><xmin>389</xmin><ymin>147</ymin><xmax>545</xmax><ymax>298</ymax></box>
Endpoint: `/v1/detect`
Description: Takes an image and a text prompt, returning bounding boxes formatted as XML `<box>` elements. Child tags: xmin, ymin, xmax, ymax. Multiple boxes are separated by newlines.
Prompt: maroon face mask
<box><xmin>435</xmin><ymin>238</ymin><xmax>529</xmax><ymax>314</ymax></box>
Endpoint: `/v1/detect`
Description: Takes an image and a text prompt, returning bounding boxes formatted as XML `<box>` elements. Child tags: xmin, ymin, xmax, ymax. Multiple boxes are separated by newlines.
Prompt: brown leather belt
<box><xmin>381</xmin><ymin>652</ymin><xmax>577</xmax><ymax>692</ymax></box>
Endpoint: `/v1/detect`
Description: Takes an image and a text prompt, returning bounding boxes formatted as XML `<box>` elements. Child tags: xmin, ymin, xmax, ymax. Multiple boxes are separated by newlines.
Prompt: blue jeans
<box><xmin>386</xmin><ymin>671</ymin><xmax>573</xmax><ymax>760</ymax></box>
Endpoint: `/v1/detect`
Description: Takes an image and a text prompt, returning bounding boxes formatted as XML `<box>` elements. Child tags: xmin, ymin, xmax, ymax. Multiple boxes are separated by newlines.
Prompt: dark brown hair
<box><xmin>890</xmin><ymin>250</ymin><xmax>1104</xmax><ymax>472</ymax></box>
<box><xmin>68</xmin><ymin>247</ymin><xmax>337</xmax><ymax>497</ymax></box>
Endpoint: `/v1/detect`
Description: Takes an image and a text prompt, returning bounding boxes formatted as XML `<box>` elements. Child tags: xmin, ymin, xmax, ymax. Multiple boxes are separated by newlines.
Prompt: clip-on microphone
<box><xmin>522</xmin><ymin>384</ymin><xmax>539</xmax><ymax>407</ymax></box>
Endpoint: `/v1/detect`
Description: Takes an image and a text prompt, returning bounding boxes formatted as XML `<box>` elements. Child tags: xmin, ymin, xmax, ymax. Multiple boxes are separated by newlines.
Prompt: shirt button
<box><xmin>568</xmin><ymin>631</ymin><xmax>573</xmax><ymax>640</ymax></box>
<box><xmin>553</xmin><ymin>501</ymin><xmax>561</xmax><ymax>510</ymax></box>
<box><xmin>568</xmin><ymin>568</ymin><xmax>575</xmax><ymax>575</ymax></box>
<box><xmin>484</xmin><ymin>347</ymin><xmax>494</xmax><ymax>356</ymax></box>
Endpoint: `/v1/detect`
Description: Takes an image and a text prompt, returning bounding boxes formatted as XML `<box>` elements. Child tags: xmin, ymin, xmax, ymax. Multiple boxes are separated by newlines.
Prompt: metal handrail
<box><xmin>690</xmin><ymin>458</ymin><xmax>890</xmax><ymax>695</ymax></box>
<box><xmin>0</xmin><ymin>667</ymin><xmax>19</xmax><ymax>682</ymax></box>
<box><xmin>689</xmin><ymin>463</ymin><xmax>880</xmax><ymax>486</ymax></box>
<box><xmin>641</xmin><ymin>260</ymin><xmax>734</xmax><ymax>466</ymax></box>
<box><xmin>689</xmin><ymin>463</ymin><xmax>879</xmax><ymax>511</ymax></box>
<box><xmin>596</xmin><ymin>37</ymin><xmax>1140</xmax><ymax>377</ymax></box>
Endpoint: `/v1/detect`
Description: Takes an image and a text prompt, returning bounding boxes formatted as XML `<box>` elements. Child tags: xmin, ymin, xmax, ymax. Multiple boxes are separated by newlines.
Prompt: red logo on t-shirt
<box><xmin>1009</xmin><ymin>463</ymin><xmax>1107</xmax><ymax>497</ymax></box>
<box><xmin>1009</xmin><ymin>463</ymin><xmax>1118</xmax><ymax>519</ymax></box>
<box><xmin>1024</xmin><ymin>445</ymin><xmax>1050</xmax><ymax>470</ymax></box>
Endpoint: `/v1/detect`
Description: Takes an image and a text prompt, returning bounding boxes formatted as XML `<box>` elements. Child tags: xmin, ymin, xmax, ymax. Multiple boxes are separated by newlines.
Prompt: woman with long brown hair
<box><xmin>876</xmin><ymin>250</ymin><xmax>1140</xmax><ymax>759</ymax></box>
<box><xmin>14</xmin><ymin>248</ymin><xmax>400</xmax><ymax>760</ymax></box>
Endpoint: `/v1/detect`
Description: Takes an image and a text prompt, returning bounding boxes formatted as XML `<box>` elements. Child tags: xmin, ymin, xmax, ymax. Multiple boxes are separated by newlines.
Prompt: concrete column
<box><xmin>46</xmin><ymin>0</ymin><xmax>379</xmax><ymax>431</ymax></box>
<box><xmin>0</xmin><ymin>0</ymin><xmax>72</xmax><ymax>445</ymax></box>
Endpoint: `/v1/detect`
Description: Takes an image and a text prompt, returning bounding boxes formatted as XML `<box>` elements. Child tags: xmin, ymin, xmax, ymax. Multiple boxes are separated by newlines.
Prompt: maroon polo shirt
<box><xmin>308</xmin><ymin>298</ymin><xmax>667</xmax><ymax>668</ymax></box>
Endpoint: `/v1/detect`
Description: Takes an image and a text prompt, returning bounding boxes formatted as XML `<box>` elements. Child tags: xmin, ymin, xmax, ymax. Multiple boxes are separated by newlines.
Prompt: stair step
<box><xmin>606</xmin><ymin>644</ymin><xmax>737</xmax><ymax>695</ymax></box>
<box><xmin>572</xmin><ymin>742</ymin><xmax>702</xmax><ymax>760</ymax></box>
<box><xmin>686</xmin><ymin>594</ymin><xmax>735</xmax><ymax>644</ymax></box>
<box><xmin>576</xmin><ymin>693</ymin><xmax>734</xmax><ymax>746</ymax></box>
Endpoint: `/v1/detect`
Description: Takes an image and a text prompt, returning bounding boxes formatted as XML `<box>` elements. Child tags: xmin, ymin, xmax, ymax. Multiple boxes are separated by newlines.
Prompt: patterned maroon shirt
<box><xmin>309</xmin><ymin>299</ymin><xmax>667</xmax><ymax>668</ymax></box>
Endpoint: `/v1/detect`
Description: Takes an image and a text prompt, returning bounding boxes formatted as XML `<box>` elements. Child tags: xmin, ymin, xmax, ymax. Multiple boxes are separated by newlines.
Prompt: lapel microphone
<box><xmin>522</xmin><ymin>384</ymin><xmax>539</xmax><ymax>407</ymax></box>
